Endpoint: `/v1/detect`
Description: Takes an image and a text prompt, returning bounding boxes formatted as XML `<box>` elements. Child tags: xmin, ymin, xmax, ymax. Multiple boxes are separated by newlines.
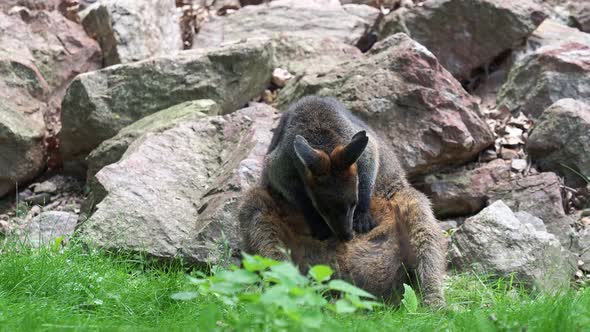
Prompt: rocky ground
<box><xmin>1</xmin><ymin>0</ymin><xmax>590</xmax><ymax>291</ymax></box>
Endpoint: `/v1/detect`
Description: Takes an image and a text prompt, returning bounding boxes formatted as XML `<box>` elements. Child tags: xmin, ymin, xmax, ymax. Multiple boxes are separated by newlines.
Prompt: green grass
<box><xmin>0</xmin><ymin>240</ymin><xmax>589</xmax><ymax>332</ymax></box>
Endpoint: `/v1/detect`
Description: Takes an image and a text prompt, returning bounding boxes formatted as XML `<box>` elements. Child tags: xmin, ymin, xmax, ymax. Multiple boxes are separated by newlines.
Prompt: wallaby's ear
<box><xmin>294</xmin><ymin>135</ymin><xmax>330</xmax><ymax>176</ymax></box>
<box><xmin>332</xmin><ymin>131</ymin><xmax>369</xmax><ymax>169</ymax></box>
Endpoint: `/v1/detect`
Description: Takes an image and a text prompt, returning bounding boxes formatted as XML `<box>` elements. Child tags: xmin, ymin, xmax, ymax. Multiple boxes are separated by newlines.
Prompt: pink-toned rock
<box><xmin>378</xmin><ymin>0</ymin><xmax>547</xmax><ymax>80</ymax></box>
<box><xmin>498</xmin><ymin>41</ymin><xmax>590</xmax><ymax>119</ymax></box>
<box><xmin>415</xmin><ymin>159</ymin><xmax>512</xmax><ymax>218</ymax></box>
<box><xmin>278</xmin><ymin>33</ymin><xmax>494</xmax><ymax>176</ymax></box>
<box><xmin>0</xmin><ymin>10</ymin><xmax>101</xmax><ymax>198</ymax></box>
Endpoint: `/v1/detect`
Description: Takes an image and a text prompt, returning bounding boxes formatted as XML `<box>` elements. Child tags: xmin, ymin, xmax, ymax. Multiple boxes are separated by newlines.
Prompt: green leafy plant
<box><xmin>401</xmin><ymin>283</ymin><xmax>418</xmax><ymax>313</ymax></box>
<box><xmin>171</xmin><ymin>253</ymin><xmax>381</xmax><ymax>329</ymax></box>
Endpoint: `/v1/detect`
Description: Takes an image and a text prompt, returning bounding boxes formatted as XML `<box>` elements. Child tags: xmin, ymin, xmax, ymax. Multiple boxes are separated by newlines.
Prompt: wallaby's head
<box><xmin>293</xmin><ymin>131</ymin><xmax>369</xmax><ymax>241</ymax></box>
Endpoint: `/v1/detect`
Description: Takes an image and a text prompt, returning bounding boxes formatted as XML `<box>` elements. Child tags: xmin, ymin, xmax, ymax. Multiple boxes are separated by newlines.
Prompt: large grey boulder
<box><xmin>81</xmin><ymin>0</ymin><xmax>182</xmax><ymax>66</ymax></box>
<box><xmin>79</xmin><ymin>104</ymin><xmax>279</xmax><ymax>264</ymax></box>
<box><xmin>528</xmin><ymin>99</ymin><xmax>590</xmax><ymax>187</ymax></box>
<box><xmin>450</xmin><ymin>201</ymin><xmax>576</xmax><ymax>292</ymax></box>
<box><xmin>378</xmin><ymin>0</ymin><xmax>546</xmax><ymax>80</ymax></box>
<box><xmin>193</xmin><ymin>0</ymin><xmax>379</xmax><ymax>48</ymax></box>
<box><xmin>59</xmin><ymin>39</ymin><xmax>274</xmax><ymax>174</ymax></box>
<box><xmin>0</xmin><ymin>10</ymin><xmax>101</xmax><ymax>197</ymax></box>
<box><xmin>272</xmin><ymin>35</ymin><xmax>362</xmax><ymax>76</ymax></box>
<box><xmin>497</xmin><ymin>41</ymin><xmax>590</xmax><ymax>119</ymax></box>
<box><xmin>86</xmin><ymin>100</ymin><xmax>220</xmax><ymax>181</ymax></box>
<box><xmin>277</xmin><ymin>33</ymin><xmax>494</xmax><ymax>176</ymax></box>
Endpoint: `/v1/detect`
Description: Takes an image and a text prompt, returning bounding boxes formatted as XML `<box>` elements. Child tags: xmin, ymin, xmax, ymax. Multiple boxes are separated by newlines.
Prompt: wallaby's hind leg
<box><xmin>238</xmin><ymin>187</ymin><xmax>297</xmax><ymax>261</ymax></box>
<box><xmin>390</xmin><ymin>188</ymin><xmax>447</xmax><ymax>307</ymax></box>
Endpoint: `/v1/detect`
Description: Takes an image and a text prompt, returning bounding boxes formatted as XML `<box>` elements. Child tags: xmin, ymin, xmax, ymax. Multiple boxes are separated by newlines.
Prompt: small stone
<box><xmin>0</xmin><ymin>220</ymin><xmax>13</xmax><ymax>235</ymax></box>
<box><xmin>438</xmin><ymin>219</ymin><xmax>458</xmax><ymax>232</ymax></box>
<box><xmin>262</xmin><ymin>89</ymin><xmax>275</xmax><ymax>104</ymax></box>
<box><xmin>17</xmin><ymin>189</ymin><xmax>33</xmax><ymax>202</ymax></box>
<box><xmin>508</xmin><ymin>113</ymin><xmax>532</xmax><ymax>130</ymax></box>
<box><xmin>581</xmin><ymin>209</ymin><xmax>590</xmax><ymax>217</ymax></box>
<box><xmin>511</xmin><ymin>159</ymin><xmax>528</xmax><ymax>172</ymax></box>
<box><xmin>500</xmin><ymin>147</ymin><xmax>519</xmax><ymax>160</ymax></box>
<box><xmin>271</xmin><ymin>68</ymin><xmax>293</xmax><ymax>88</ymax></box>
<box><xmin>578</xmin><ymin>260</ymin><xmax>585</xmax><ymax>267</ymax></box>
<box><xmin>24</xmin><ymin>193</ymin><xmax>52</xmax><ymax>206</ymax></box>
<box><xmin>33</xmin><ymin>181</ymin><xmax>58</xmax><ymax>194</ymax></box>
<box><xmin>480</xmin><ymin>149</ymin><xmax>498</xmax><ymax>162</ymax></box>
<box><xmin>28</xmin><ymin>205</ymin><xmax>42</xmax><ymax>217</ymax></box>
<box><xmin>576</xmin><ymin>270</ymin><xmax>584</xmax><ymax>278</ymax></box>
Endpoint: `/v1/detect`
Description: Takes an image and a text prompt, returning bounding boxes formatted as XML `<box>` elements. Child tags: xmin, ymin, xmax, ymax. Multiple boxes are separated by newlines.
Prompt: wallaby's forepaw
<box><xmin>353</xmin><ymin>211</ymin><xmax>376</xmax><ymax>234</ymax></box>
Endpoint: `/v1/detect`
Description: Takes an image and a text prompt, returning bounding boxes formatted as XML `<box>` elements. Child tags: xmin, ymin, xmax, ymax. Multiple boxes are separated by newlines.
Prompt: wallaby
<box><xmin>238</xmin><ymin>95</ymin><xmax>446</xmax><ymax>307</ymax></box>
<box><xmin>262</xmin><ymin>96</ymin><xmax>380</xmax><ymax>241</ymax></box>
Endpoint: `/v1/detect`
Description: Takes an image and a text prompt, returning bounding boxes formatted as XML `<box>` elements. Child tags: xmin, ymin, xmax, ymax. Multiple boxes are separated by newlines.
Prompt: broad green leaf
<box><xmin>209</xmin><ymin>281</ymin><xmax>245</xmax><ymax>295</ymax></box>
<box><xmin>242</xmin><ymin>253</ymin><xmax>278</xmax><ymax>272</ymax></box>
<box><xmin>309</xmin><ymin>265</ymin><xmax>333</xmax><ymax>283</ymax></box>
<box><xmin>346</xmin><ymin>293</ymin><xmax>383</xmax><ymax>310</ymax></box>
<box><xmin>401</xmin><ymin>283</ymin><xmax>418</xmax><ymax>313</ymax></box>
<box><xmin>327</xmin><ymin>280</ymin><xmax>376</xmax><ymax>299</ymax></box>
<box><xmin>300</xmin><ymin>310</ymin><xmax>323</xmax><ymax>329</ymax></box>
<box><xmin>334</xmin><ymin>299</ymin><xmax>357</xmax><ymax>314</ymax></box>
<box><xmin>237</xmin><ymin>293</ymin><xmax>260</xmax><ymax>302</ymax></box>
<box><xmin>216</xmin><ymin>269</ymin><xmax>259</xmax><ymax>285</ymax></box>
<box><xmin>170</xmin><ymin>291</ymin><xmax>199</xmax><ymax>301</ymax></box>
<box><xmin>264</xmin><ymin>262</ymin><xmax>308</xmax><ymax>287</ymax></box>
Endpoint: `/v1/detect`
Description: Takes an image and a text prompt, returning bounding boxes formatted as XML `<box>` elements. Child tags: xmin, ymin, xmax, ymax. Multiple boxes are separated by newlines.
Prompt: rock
<box><xmin>81</xmin><ymin>0</ymin><xmax>182</xmax><ymax>66</ymax></box>
<box><xmin>438</xmin><ymin>219</ymin><xmax>458</xmax><ymax>232</ymax></box>
<box><xmin>79</xmin><ymin>104</ymin><xmax>279</xmax><ymax>265</ymax></box>
<box><xmin>271</xmin><ymin>68</ymin><xmax>293</xmax><ymax>87</ymax></box>
<box><xmin>511</xmin><ymin>158</ymin><xmax>528</xmax><ymax>172</ymax></box>
<box><xmin>514</xmin><ymin>211</ymin><xmax>547</xmax><ymax>232</ymax></box>
<box><xmin>377</xmin><ymin>0</ymin><xmax>546</xmax><ymax>80</ymax></box>
<box><xmin>0</xmin><ymin>0</ymin><xmax>61</xmax><ymax>12</ymax></box>
<box><xmin>416</xmin><ymin>161</ymin><xmax>574</xmax><ymax>244</ymax></box>
<box><xmin>0</xmin><ymin>220</ymin><xmax>13</xmax><ymax>236</ymax></box>
<box><xmin>450</xmin><ymin>201</ymin><xmax>575</xmax><ymax>292</ymax></box>
<box><xmin>526</xmin><ymin>19</ymin><xmax>590</xmax><ymax>52</ymax></box>
<box><xmin>277</xmin><ymin>33</ymin><xmax>494</xmax><ymax>176</ymax></box>
<box><xmin>568</xmin><ymin>2</ymin><xmax>590</xmax><ymax>33</ymax></box>
<box><xmin>528</xmin><ymin>99</ymin><xmax>590</xmax><ymax>187</ymax></box>
<box><xmin>18</xmin><ymin>211</ymin><xmax>78</xmax><ymax>247</ymax></box>
<box><xmin>0</xmin><ymin>11</ymin><xmax>101</xmax><ymax>197</ymax></box>
<box><xmin>24</xmin><ymin>193</ymin><xmax>52</xmax><ymax>206</ymax></box>
<box><xmin>271</xmin><ymin>35</ymin><xmax>362</xmax><ymax>76</ymax></box>
<box><xmin>415</xmin><ymin>159</ymin><xmax>512</xmax><ymax>218</ymax></box>
<box><xmin>193</xmin><ymin>0</ymin><xmax>379</xmax><ymax>48</ymax></box>
<box><xmin>339</xmin><ymin>0</ymin><xmax>398</xmax><ymax>8</ymax></box>
<box><xmin>33</xmin><ymin>180</ymin><xmax>58</xmax><ymax>194</ymax></box>
<box><xmin>500</xmin><ymin>147</ymin><xmax>520</xmax><ymax>160</ymax></box>
<box><xmin>59</xmin><ymin>39</ymin><xmax>274</xmax><ymax>174</ymax></box>
<box><xmin>488</xmin><ymin>172</ymin><xmax>575</xmax><ymax>246</ymax></box>
<box><xmin>86</xmin><ymin>100</ymin><xmax>220</xmax><ymax>181</ymax></box>
<box><xmin>579</xmin><ymin>228</ymin><xmax>590</xmax><ymax>264</ymax></box>
<box><xmin>497</xmin><ymin>42</ymin><xmax>590</xmax><ymax>119</ymax></box>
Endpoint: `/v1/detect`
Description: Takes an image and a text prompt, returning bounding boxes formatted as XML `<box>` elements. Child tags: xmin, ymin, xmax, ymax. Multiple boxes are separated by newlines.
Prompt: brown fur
<box><xmin>238</xmin><ymin>186</ymin><xmax>447</xmax><ymax>306</ymax></box>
